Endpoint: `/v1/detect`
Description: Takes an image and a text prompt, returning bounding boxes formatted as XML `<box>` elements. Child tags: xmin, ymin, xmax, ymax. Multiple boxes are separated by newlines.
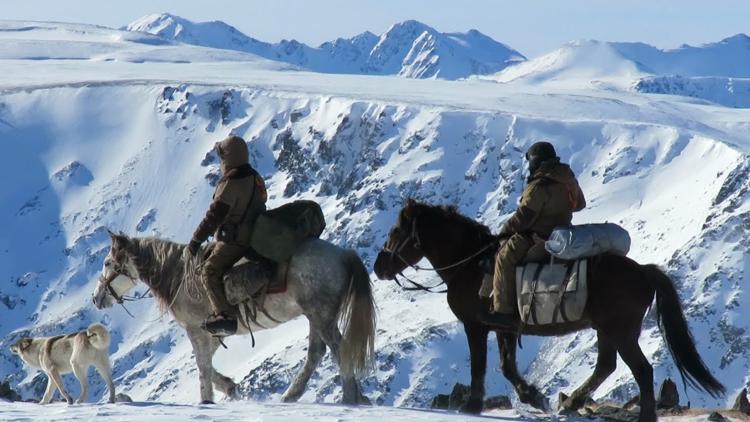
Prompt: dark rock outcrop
<box><xmin>656</xmin><ymin>378</ymin><xmax>679</xmax><ymax>409</ymax></box>
<box><xmin>732</xmin><ymin>388</ymin><xmax>750</xmax><ymax>415</ymax></box>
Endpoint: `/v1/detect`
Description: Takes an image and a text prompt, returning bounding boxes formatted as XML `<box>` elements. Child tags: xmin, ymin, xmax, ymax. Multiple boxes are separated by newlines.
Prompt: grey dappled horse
<box><xmin>92</xmin><ymin>233</ymin><xmax>375</xmax><ymax>404</ymax></box>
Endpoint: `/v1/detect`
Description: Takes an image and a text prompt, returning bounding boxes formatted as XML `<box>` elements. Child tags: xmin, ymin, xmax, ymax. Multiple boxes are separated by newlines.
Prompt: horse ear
<box><xmin>111</xmin><ymin>233</ymin><xmax>131</xmax><ymax>250</ymax></box>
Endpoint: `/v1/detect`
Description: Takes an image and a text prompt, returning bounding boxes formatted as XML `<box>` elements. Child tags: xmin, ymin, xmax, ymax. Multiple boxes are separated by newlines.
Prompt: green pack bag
<box><xmin>249</xmin><ymin>200</ymin><xmax>326</xmax><ymax>263</ymax></box>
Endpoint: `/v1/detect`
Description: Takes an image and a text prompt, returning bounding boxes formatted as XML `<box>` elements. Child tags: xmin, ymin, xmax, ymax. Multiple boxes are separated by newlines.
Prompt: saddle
<box><xmin>223</xmin><ymin>258</ymin><xmax>287</xmax><ymax>306</ymax></box>
<box><xmin>515</xmin><ymin>259</ymin><xmax>588</xmax><ymax>325</ymax></box>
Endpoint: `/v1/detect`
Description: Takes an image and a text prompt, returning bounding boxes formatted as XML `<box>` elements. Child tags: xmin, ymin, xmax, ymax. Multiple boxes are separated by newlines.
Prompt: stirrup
<box><xmin>478</xmin><ymin>309</ymin><xmax>520</xmax><ymax>328</ymax></box>
<box><xmin>202</xmin><ymin>314</ymin><xmax>238</xmax><ymax>337</ymax></box>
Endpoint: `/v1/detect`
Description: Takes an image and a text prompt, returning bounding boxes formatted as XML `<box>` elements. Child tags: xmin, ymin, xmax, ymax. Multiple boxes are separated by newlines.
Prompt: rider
<box><xmin>481</xmin><ymin>141</ymin><xmax>586</xmax><ymax>327</ymax></box>
<box><xmin>188</xmin><ymin>135</ymin><xmax>267</xmax><ymax>336</ymax></box>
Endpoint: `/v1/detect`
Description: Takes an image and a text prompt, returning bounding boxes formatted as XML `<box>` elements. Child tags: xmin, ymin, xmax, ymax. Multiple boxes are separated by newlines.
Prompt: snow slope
<box><xmin>489</xmin><ymin>40</ymin><xmax>648</xmax><ymax>87</ymax></box>
<box><xmin>486</xmin><ymin>34</ymin><xmax>750</xmax><ymax>105</ymax></box>
<box><xmin>0</xmin><ymin>21</ymin><xmax>286</xmax><ymax>66</ymax></box>
<box><xmin>0</xmin><ymin>18</ymin><xmax>749</xmax><ymax>418</ymax></box>
<box><xmin>126</xmin><ymin>13</ymin><xmax>525</xmax><ymax>79</ymax></box>
<box><xmin>634</xmin><ymin>76</ymin><xmax>750</xmax><ymax>108</ymax></box>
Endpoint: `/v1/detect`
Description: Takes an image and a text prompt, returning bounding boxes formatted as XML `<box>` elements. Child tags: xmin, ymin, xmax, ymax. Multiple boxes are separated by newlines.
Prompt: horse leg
<box><xmin>616</xmin><ymin>330</ymin><xmax>656</xmax><ymax>422</ymax></box>
<box><xmin>460</xmin><ymin>322</ymin><xmax>488</xmax><ymax>414</ymax></box>
<box><xmin>186</xmin><ymin>328</ymin><xmax>215</xmax><ymax>404</ymax></box>
<box><xmin>560</xmin><ymin>330</ymin><xmax>617</xmax><ymax>412</ymax></box>
<box><xmin>498</xmin><ymin>333</ymin><xmax>548</xmax><ymax>411</ymax></box>
<box><xmin>199</xmin><ymin>336</ymin><xmax>238</xmax><ymax>399</ymax></box>
<box><xmin>212</xmin><ymin>370</ymin><xmax>238</xmax><ymax>399</ymax></box>
<box><xmin>317</xmin><ymin>322</ymin><xmax>365</xmax><ymax>405</ymax></box>
<box><xmin>281</xmin><ymin>325</ymin><xmax>327</xmax><ymax>403</ymax></box>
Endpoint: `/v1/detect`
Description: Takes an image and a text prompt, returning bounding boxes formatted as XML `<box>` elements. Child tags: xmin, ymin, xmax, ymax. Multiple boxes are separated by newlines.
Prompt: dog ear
<box><xmin>16</xmin><ymin>338</ymin><xmax>32</xmax><ymax>351</ymax></box>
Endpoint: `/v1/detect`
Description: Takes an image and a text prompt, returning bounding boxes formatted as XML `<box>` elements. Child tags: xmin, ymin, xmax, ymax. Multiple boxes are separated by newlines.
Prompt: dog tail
<box><xmin>86</xmin><ymin>323</ymin><xmax>111</xmax><ymax>351</ymax></box>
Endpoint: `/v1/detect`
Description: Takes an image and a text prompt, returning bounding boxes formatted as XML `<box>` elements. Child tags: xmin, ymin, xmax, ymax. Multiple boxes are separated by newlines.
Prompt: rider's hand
<box><xmin>188</xmin><ymin>239</ymin><xmax>201</xmax><ymax>257</ymax></box>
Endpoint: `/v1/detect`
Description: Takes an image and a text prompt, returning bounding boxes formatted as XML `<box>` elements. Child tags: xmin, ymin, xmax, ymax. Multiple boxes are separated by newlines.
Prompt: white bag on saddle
<box><xmin>544</xmin><ymin>223</ymin><xmax>630</xmax><ymax>260</ymax></box>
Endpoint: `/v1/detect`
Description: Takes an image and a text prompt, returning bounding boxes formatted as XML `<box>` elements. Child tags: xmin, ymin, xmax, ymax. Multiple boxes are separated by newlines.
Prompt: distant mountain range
<box><xmin>489</xmin><ymin>35</ymin><xmax>750</xmax><ymax>85</ymax></box>
<box><xmin>126</xmin><ymin>13</ymin><xmax>526</xmax><ymax>80</ymax></box>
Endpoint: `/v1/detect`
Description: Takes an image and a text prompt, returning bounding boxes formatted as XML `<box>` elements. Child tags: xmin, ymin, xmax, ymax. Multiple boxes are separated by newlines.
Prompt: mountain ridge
<box><xmin>125</xmin><ymin>13</ymin><xmax>526</xmax><ymax>79</ymax></box>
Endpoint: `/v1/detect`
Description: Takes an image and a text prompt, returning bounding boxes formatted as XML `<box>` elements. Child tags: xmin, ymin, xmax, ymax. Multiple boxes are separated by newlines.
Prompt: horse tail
<box><xmin>338</xmin><ymin>250</ymin><xmax>377</xmax><ymax>378</ymax></box>
<box><xmin>643</xmin><ymin>264</ymin><xmax>725</xmax><ymax>398</ymax></box>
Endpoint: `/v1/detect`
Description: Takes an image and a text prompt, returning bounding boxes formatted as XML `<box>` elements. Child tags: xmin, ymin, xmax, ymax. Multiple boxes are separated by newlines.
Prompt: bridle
<box><xmin>97</xmin><ymin>262</ymin><xmax>150</xmax><ymax>317</ymax></box>
<box><xmin>383</xmin><ymin>216</ymin><xmax>494</xmax><ymax>293</ymax></box>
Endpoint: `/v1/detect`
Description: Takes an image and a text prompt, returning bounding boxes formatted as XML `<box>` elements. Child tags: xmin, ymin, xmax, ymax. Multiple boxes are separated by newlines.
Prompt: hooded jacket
<box><xmin>192</xmin><ymin>136</ymin><xmax>267</xmax><ymax>246</ymax></box>
<box><xmin>501</xmin><ymin>160</ymin><xmax>586</xmax><ymax>239</ymax></box>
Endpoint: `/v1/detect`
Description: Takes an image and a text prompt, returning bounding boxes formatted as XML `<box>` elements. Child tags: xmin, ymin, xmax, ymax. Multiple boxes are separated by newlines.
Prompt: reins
<box><xmin>98</xmin><ymin>264</ymin><xmax>162</xmax><ymax>320</ymax></box>
<box><xmin>385</xmin><ymin>216</ymin><xmax>494</xmax><ymax>294</ymax></box>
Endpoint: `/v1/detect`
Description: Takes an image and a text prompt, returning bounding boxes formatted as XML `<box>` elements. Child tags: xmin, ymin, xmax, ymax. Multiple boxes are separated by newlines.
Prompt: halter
<box><xmin>97</xmin><ymin>264</ymin><xmax>149</xmax><ymax>318</ymax></box>
<box><xmin>383</xmin><ymin>216</ymin><xmax>495</xmax><ymax>293</ymax></box>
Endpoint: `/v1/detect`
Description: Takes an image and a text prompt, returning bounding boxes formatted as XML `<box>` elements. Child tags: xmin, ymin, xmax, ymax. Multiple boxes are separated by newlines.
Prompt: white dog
<box><xmin>10</xmin><ymin>323</ymin><xmax>116</xmax><ymax>404</ymax></box>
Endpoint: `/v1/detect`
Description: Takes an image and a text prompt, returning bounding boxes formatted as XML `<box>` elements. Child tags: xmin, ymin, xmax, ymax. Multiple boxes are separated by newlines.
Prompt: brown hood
<box><xmin>217</xmin><ymin>136</ymin><xmax>249</xmax><ymax>174</ymax></box>
<box><xmin>532</xmin><ymin>161</ymin><xmax>577</xmax><ymax>185</ymax></box>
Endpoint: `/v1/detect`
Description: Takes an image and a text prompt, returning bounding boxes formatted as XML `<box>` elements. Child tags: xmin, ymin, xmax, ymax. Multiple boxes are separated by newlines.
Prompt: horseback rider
<box><xmin>188</xmin><ymin>135</ymin><xmax>267</xmax><ymax>336</ymax></box>
<box><xmin>481</xmin><ymin>141</ymin><xmax>586</xmax><ymax>327</ymax></box>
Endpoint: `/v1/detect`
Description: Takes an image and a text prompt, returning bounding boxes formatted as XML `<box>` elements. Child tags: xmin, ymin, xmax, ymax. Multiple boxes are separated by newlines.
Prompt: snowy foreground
<box><xmin>0</xmin><ymin>401</ymin><xmax>524</xmax><ymax>422</ymax></box>
<box><xmin>0</xmin><ymin>402</ymin><xmax>734</xmax><ymax>422</ymax></box>
<box><xmin>0</xmin><ymin>401</ymin><xmax>737</xmax><ymax>422</ymax></box>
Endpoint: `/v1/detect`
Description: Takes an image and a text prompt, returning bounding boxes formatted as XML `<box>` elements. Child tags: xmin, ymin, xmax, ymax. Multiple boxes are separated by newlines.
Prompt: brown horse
<box><xmin>373</xmin><ymin>200</ymin><xmax>724</xmax><ymax>422</ymax></box>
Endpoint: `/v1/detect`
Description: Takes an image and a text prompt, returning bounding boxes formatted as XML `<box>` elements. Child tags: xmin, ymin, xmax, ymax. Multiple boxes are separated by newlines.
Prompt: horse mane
<box><xmin>406</xmin><ymin>200</ymin><xmax>495</xmax><ymax>242</ymax></box>
<box><xmin>127</xmin><ymin>237</ymin><xmax>197</xmax><ymax>310</ymax></box>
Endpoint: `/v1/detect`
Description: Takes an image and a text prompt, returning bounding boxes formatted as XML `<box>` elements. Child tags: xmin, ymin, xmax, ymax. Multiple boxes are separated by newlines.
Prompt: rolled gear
<box><xmin>544</xmin><ymin>223</ymin><xmax>631</xmax><ymax>260</ymax></box>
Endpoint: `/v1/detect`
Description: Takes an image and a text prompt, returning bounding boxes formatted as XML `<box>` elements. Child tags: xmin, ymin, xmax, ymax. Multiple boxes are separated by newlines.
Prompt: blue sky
<box><xmin>4</xmin><ymin>0</ymin><xmax>748</xmax><ymax>57</ymax></box>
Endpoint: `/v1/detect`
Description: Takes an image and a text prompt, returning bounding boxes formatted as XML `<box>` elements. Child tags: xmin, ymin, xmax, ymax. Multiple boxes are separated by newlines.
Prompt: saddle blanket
<box><xmin>516</xmin><ymin>259</ymin><xmax>588</xmax><ymax>325</ymax></box>
<box><xmin>224</xmin><ymin>260</ymin><xmax>287</xmax><ymax>306</ymax></box>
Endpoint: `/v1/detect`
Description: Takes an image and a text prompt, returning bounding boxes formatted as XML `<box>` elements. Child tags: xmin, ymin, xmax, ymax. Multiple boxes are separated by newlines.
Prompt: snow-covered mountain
<box><xmin>125</xmin><ymin>13</ymin><xmax>525</xmax><ymax>79</ymax></box>
<box><xmin>0</xmin><ymin>20</ymin><xmax>288</xmax><ymax>66</ymax></box>
<box><xmin>1</xmin><ymin>18</ymin><xmax>750</xmax><ymax>418</ymax></box>
<box><xmin>487</xmin><ymin>34</ymin><xmax>750</xmax><ymax>106</ymax></box>
<box><xmin>613</xmin><ymin>34</ymin><xmax>750</xmax><ymax>78</ymax></box>
<box><xmin>489</xmin><ymin>39</ymin><xmax>648</xmax><ymax>86</ymax></box>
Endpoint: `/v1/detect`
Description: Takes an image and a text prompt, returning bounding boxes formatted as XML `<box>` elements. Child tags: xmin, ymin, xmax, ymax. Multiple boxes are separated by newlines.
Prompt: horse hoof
<box><xmin>226</xmin><ymin>385</ymin><xmax>240</xmax><ymax>401</ymax></box>
<box><xmin>459</xmin><ymin>397</ymin><xmax>483</xmax><ymax>414</ymax></box>
<box><xmin>520</xmin><ymin>386</ymin><xmax>549</xmax><ymax>412</ymax></box>
<box><xmin>358</xmin><ymin>394</ymin><xmax>372</xmax><ymax>406</ymax></box>
<box><xmin>559</xmin><ymin>395</ymin><xmax>587</xmax><ymax>413</ymax></box>
<box><xmin>281</xmin><ymin>393</ymin><xmax>300</xmax><ymax>403</ymax></box>
<box><xmin>200</xmin><ymin>400</ymin><xmax>215</xmax><ymax>405</ymax></box>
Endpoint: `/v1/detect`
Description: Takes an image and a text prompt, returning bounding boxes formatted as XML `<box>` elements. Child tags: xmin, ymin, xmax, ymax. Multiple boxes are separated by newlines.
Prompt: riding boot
<box><xmin>478</xmin><ymin>310</ymin><xmax>519</xmax><ymax>328</ymax></box>
<box><xmin>202</xmin><ymin>313</ymin><xmax>238</xmax><ymax>337</ymax></box>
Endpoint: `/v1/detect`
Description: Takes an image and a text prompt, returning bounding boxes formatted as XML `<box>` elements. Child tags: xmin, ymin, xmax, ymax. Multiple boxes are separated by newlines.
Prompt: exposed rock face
<box><xmin>0</xmin><ymin>381</ymin><xmax>21</xmax><ymax>401</ymax></box>
<box><xmin>115</xmin><ymin>393</ymin><xmax>133</xmax><ymax>403</ymax></box>
<box><xmin>448</xmin><ymin>383</ymin><xmax>472</xmax><ymax>410</ymax></box>
<box><xmin>483</xmin><ymin>394</ymin><xmax>512</xmax><ymax>410</ymax></box>
<box><xmin>429</xmin><ymin>383</ymin><xmax>510</xmax><ymax>411</ymax></box>
<box><xmin>732</xmin><ymin>388</ymin><xmax>750</xmax><ymax>415</ymax></box>
<box><xmin>707</xmin><ymin>411</ymin><xmax>727</xmax><ymax>422</ymax></box>
<box><xmin>656</xmin><ymin>378</ymin><xmax>680</xmax><ymax>409</ymax></box>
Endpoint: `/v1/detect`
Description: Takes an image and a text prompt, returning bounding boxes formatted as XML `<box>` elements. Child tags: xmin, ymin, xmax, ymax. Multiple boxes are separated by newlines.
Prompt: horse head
<box><xmin>374</xmin><ymin>199</ymin><xmax>428</xmax><ymax>280</ymax></box>
<box><xmin>92</xmin><ymin>230</ymin><xmax>141</xmax><ymax>309</ymax></box>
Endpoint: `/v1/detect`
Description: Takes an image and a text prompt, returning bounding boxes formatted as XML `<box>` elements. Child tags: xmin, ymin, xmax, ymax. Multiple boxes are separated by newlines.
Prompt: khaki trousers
<box><xmin>201</xmin><ymin>242</ymin><xmax>246</xmax><ymax>315</ymax></box>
